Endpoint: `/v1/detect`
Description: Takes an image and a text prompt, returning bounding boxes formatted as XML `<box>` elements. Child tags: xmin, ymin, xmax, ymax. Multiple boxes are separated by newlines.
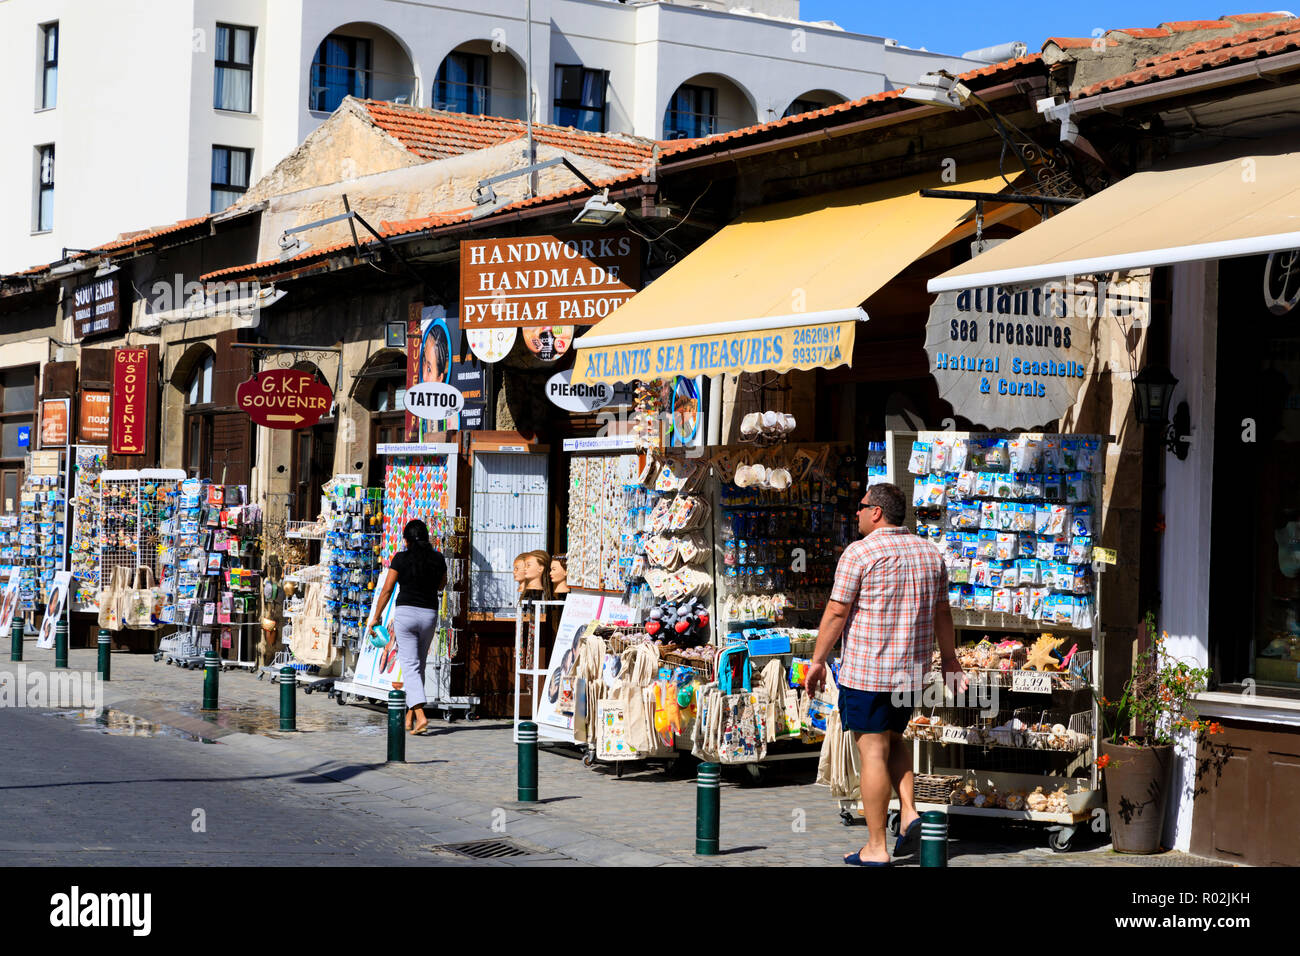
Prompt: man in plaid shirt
<box><xmin>805</xmin><ymin>482</ymin><xmax>964</xmax><ymax>866</ymax></box>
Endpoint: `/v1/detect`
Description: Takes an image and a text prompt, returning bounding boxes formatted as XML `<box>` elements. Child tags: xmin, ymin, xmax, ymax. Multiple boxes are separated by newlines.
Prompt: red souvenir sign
<box><xmin>236</xmin><ymin>369</ymin><xmax>333</xmax><ymax>429</ymax></box>
<box><xmin>110</xmin><ymin>348</ymin><xmax>149</xmax><ymax>455</ymax></box>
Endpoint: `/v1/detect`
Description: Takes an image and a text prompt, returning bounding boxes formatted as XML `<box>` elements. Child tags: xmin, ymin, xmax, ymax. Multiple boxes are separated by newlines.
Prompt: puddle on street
<box><xmin>47</xmin><ymin>709</ymin><xmax>214</xmax><ymax>743</ymax></box>
<box><xmin>170</xmin><ymin>700</ymin><xmax>386</xmax><ymax>737</ymax></box>
<box><xmin>47</xmin><ymin>699</ymin><xmax>385</xmax><ymax>742</ymax></box>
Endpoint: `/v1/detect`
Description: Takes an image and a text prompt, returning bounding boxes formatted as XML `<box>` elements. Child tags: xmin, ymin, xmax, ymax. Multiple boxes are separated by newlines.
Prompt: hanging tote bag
<box><xmin>123</xmin><ymin>567</ymin><xmax>157</xmax><ymax>628</ymax></box>
<box><xmin>98</xmin><ymin>566</ymin><xmax>131</xmax><ymax>631</ymax></box>
<box><xmin>290</xmin><ymin>583</ymin><xmax>336</xmax><ymax>667</ymax></box>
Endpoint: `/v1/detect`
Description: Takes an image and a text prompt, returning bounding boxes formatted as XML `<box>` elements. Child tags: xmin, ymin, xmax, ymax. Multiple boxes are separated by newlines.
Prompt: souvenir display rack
<box><xmin>833</xmin><ymin>430</ymin><xmax>1108</xmax><ymax>852</ymax></box>
<box><xmin>19</xmin><ymin>464</ymin><xmax>66</xmax><ymax>609</ymax></box>
<box><xmin>566</xmin><ymin>454</ymin><xmax>646</xmax><ymax>595</ymax></box>
<box><xmin>331</xmin><ymin>445</ymin><xmax>478</xmax><ymax>717</ymax></box>
<box><xmin>69</xmin><ymin>446</ymin><xmax>107</xmax><ymax>610</ymax></box>
<box><xmin>164</xmin><ymin>480</ymin><xmax>262</xmax><ymax>669</ymax></box>
<box><xmin>100</xmin><ymin>471</ymin><xmax>143</xmax><ymax>597</ymax></box>
<box><xmin>323</xmin><ymin>478</ymin><xmax>383</xmax><ymax>654</ymax></box>
<box><xmin>95</xmin><ymin>469</ymin><xmax>185</xmax><ymax>630</ymax></box>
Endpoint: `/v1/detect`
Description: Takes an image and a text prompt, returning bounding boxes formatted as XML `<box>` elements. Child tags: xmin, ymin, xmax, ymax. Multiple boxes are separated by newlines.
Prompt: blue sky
<box><xmin>801</xmin><ymin>1</ymin><xmax>1256</xmax><ymax>57</ymax></box>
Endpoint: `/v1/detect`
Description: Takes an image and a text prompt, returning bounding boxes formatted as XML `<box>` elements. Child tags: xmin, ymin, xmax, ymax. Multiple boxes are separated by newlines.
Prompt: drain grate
<box><xmin>437</xmin><ymin>839</ymin><xmax>537</xmax><ymax>860</ymax></box>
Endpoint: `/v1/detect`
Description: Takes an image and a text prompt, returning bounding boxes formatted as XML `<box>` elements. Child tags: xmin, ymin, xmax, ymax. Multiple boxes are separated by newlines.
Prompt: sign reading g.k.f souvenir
<box><xmin>460</xmin><ymin>232</ymin><xmax>641</xmax><ymax>328</ymax></box>
<box><xmin>110</xmin><ymin>348</ymin><xmax>149</xmax><ymax>454</ymax></box>
<box><xmin>236</xmin><ymin>369</ymin><xmax>332</xmax><ymax>429</ymax></box>
<box><xmin>925</xmin><ymin>272</ymin><xmax>1149</xmax><ymax>429</ymax></box>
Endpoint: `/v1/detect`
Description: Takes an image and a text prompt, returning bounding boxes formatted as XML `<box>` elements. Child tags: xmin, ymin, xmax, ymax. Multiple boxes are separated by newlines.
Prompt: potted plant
<box><xmin>1096</xmin><ymin>613</ymin><xmax>1223</xmax><ymax>854</ymax></box>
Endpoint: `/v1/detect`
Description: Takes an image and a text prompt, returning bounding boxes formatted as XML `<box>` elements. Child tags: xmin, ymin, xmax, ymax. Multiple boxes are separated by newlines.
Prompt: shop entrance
<box><xmin>290</xmin><ymin>420</ymin><xmax>336</xmax><ymax>523</ymax></box>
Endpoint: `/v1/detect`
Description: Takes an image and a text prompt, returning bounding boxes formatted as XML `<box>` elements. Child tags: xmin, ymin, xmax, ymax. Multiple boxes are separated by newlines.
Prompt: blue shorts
<box><xmin>839</xmin><ymin>686</ymin><xmax>911</xmax><ymax>735</ymax></box>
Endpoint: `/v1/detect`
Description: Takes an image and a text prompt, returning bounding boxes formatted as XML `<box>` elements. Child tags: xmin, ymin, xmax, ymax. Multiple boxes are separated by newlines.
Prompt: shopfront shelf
<box><xmin>951</xmin><ymin>610</ymin><xmax>1092</xmax><ymax>634</ymax></box>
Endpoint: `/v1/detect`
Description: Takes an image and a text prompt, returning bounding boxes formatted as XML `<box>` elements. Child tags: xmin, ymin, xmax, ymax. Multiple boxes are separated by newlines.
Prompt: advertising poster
<box><xmin>536</xmin><ymin>589</ymin><xmax>633</xmax><ymax>731</ymax></box>
<box><xmin>40</xmin><ymin>398</ymin><xmax>69</xmax><ymax>448</ymax></box>
<box><xmin>0</xmin><ymin>567</ymin><xmax>22</xmax><ymax>635</ymax></box>
<box><xmin>352</xmin><ymin>584</ymin><xmax>403</xmax><ymax>693</ymax></box>
<box><xmin>36</xmin><ymin>571</ymin><xmax>73</xmax><ymax>650</ymax></box>
<box><xmin>405</xmin><ymin>306</ymin><xmax>486</xmax><ymax>438</ymax></box>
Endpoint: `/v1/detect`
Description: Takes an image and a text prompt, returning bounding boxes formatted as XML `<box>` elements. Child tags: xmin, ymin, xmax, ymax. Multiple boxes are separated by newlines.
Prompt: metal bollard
<box><xmin>279</xmin><ymin>666</ymin><xmax>296</xmax><ymax>731</ymax></box>
<box><xmin>919</xmin><ymin>810</ymin><xmax>948</xmax><ymax>867</ymax></box>
<box><xmin>202</xmin><ymin>651</ymin><xmax>220</xmax><ymax>710</ymax></box>
<box><xmin>97</xmin><ymin>629</ymin><xmax>111</xmax><ymax>681</ymax></box>
<box><xmin>387</xmin><ymin>689</ymin><xmax>406</xmax><ymax>762</ymax></box>
<box><xmin>695</xmin><ymin>761</ymin><xmax>721</xmax><ymax>855</ymax></box>
<box><xmin>54</xmin><ymin>611</ymin><xmax>68</xmax><ymax>669</ymax></box>
<box><xmin>517</xmin><ymin>721</ymin><xmax>539</xmax><ymax>802</ymax></box>
<box><xmin>10</xmin><ymin>615</ymin><xmax>22</xmax><ymax>662</ymax></box>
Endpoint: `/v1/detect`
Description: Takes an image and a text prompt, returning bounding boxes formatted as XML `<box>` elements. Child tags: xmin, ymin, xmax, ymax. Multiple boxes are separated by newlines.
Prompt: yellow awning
<box><xmin>571</xmin><ymin>163</ymin><xmax>1018</xmax><ymax>384</ymax></box>
<box><xmin>929</xmin><ymin>147</ymin><xmax>1300</xmax><ymax>292</ymax></box>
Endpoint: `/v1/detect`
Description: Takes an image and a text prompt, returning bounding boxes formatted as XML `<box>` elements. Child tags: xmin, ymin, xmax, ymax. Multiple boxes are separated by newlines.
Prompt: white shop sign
<box><xmin>546</xmin><ymin>368</ymin><xmax>613</xmax><ymax>412</ymax></box>
<box><xmin>404</xmin><ymin>381</ymin><xmax>464</xmax><ymax>420</ymax></box>
<box><xmin>924</xmin><ymin>272</ymin><xmax>1148</xmax><ymax>429</ymax></box>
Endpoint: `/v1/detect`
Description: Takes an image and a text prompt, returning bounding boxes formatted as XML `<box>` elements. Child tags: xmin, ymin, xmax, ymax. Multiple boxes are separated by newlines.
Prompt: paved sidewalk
<box><xmin>3</xmin><ymin>638</ymin><xmax>1231</xmax><ymax>867</ymax></box>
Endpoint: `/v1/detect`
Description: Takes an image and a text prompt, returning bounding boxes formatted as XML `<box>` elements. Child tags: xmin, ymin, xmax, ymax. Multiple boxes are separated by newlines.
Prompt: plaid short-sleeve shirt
<box><xmin>830</xmin><ymin>526</ymin><xmax>948</xmax><ymax>692</ymax></box>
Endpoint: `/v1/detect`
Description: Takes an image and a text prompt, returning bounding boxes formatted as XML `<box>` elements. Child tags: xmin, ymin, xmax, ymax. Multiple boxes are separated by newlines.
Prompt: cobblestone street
<box><xmin>0</xmin><ymin>639</ymin><xmax>1230</xmax><ymax>867</ymax></box>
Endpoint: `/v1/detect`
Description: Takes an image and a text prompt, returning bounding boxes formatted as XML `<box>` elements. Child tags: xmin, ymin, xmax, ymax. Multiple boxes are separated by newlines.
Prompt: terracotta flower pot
<box><xmin>1099</xmin><ymin>739</ymin><xmax>1175</xmax><ymax>854</ymax></box>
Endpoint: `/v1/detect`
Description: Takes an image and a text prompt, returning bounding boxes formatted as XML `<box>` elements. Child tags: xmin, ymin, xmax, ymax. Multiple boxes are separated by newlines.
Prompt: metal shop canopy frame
<box><xmin>571</xmin><ymin>164</ymin><xmax>1017</xmax><ymax>385</ymax></box>
<box><xmin>928</xmin><ymin>146</ymin><xmax>1300</xmax><ymax>292</ymax></box>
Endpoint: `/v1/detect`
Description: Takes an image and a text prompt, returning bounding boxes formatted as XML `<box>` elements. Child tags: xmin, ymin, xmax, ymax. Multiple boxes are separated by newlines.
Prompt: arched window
<box><xmin>183</xmin><ymin>350</ymin><xmax>216</xmax><ymax>478</ymax></box>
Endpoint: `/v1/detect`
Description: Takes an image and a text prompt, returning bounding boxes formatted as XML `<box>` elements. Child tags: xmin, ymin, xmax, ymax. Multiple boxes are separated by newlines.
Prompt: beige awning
<box><xmin>928</xmin><ymin>148</ymin><xmax>1300</xmax><ymax>292</ymax></box>
<box><xmin>571</xmin><ymin>162</ymin><xmax>1017</xmax><ymax>385</ymax></box>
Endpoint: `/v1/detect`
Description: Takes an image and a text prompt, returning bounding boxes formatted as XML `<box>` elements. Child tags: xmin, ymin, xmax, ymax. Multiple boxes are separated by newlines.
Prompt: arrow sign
<box><xmin>236</xmin><ymin>369</ymin><xmax>333</xmax><ymax>430</ymax></box>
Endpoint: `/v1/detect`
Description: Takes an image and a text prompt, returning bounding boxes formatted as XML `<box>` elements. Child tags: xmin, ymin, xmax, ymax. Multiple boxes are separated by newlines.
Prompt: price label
<box><xmin>1012</xmin><ymin>670</ymin><xmax>1054</xmax><ymax>694</ymax></box>
<box><xmin>940</xmin><ymin>725</ymin><xmax>970</xmax><ymax>744</ymax></box>
<box><xmin>1093</xmin><ymin>547</ymin><xmax>1117</xmax><ymax>565</ymax></box>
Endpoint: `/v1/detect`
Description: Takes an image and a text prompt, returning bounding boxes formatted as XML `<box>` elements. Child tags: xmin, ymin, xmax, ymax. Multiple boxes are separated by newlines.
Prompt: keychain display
<box><xmin>70</xmin><ymin>446</ymin><xmax>107</xmax><ymax>609</ymax></box>
<box><xmin>567</xmin><ymin>455</ymin><xmax>645</xmax><ymax>593</ymax></box>
<box><xmin>324</xmin><ymin>479</ymin><xmax>383</xmax><ymax>651</ymax></box>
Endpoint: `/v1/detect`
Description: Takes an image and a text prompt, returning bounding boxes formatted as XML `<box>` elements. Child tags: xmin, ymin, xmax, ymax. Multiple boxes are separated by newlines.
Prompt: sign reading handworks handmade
<box><xmin>459</xmin><ymin>233</ymin><xmax>641</xmax><ymax>328</ymax></box>
<box><xmin>235</xmin><ymin>369</ymin><xmax>332</xmax><ymax>429</ymax></box>
<box><xmin>924</xmin><ymin>275</ymin><xmax>1148</xmax><ymax>429</ymax></box>
<box><xmin>71</xmin><ymin>275</ymin><xmax>122</xmax><ymax>340</ymax></box>
<box><xmin>110</xmin><ymin>348</ymin><xmax>149</xmax><ymax>454</ymax></box>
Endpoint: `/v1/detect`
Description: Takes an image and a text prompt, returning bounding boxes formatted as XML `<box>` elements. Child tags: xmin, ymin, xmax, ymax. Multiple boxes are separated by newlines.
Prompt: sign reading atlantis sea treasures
<box><xmin>460</xmin><ymin>233</ymin><xmax>641</xmax><ymax>328</ymax></box>
<box><xmin>925</xmin><ymin>274</ymin><xmax>1149</xmax><ymax>429</ymax></box>
<box><xmin>573</xmin><ymin>322</ymin><xmax>854</xmax><ymax>386</ymax></box>
<box><xmin>236</xmin><ymin>369</ymin><xmax>333</xmax><ymax>430</ymax></box>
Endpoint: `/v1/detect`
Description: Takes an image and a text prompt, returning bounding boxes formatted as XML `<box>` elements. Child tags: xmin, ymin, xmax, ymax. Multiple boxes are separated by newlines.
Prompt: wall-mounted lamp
<box><xmin>1132</xmin><ymin>364</ymin><xmax>1190</xmax><ymax>460</ymax></box>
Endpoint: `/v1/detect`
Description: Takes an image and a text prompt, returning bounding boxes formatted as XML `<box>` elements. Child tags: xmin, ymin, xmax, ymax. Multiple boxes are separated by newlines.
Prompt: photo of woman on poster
<box><xmin>419</xmin><ymin>318</ymin><xmax>451</xmax><ymax>386</ymax></box>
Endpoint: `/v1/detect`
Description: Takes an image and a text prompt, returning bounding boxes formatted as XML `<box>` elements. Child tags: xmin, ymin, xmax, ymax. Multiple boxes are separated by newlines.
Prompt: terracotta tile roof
<box><xmin>1078</xmin><ymin>15</ymin><xmax>1300</xmax><ymax>96</ymax></box>
<box><xmin>657</xmin><ymin>54</ymin><xmax>1043</xmax><ymax>159</ymax></box>
<box><xmin>1047</xmin><ymin>37</ymin><xmax>1119</xmax><ymax>49</ymax></box>
<box><xmin>198</xmin><ymin>169</ymin><xmax>652</xmax><ymax>283</ymax></box>
<box><xmin>357</xmin><ymin>100</ymin><xmax>656</xmax><ymax>171</ymax></box>
<box><xmin>9</xmin><ymin>215</ymin><xmax>214</xmax><ymax>279</ymax></box>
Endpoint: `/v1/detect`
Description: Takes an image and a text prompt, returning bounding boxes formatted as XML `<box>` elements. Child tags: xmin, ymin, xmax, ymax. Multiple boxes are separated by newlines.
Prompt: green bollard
<box><xmin>919</xmin><ymin>810</ymin><xmax>948</xmax><ymax>867</ymax></box>
<box><xmin>202</xmin><ymin>651</ymin><xmax>220</xmax><ymax>711</ymax></box>
<box><xmin>279</xmin><ymin>666</ymin><xmax>296</xmax><ymax>731</ymax></box>
<box><xmin>97</xmin><ymin>629</ymin><xmax>111</xmax><ymax>682</ymax></box>
<box><xmin>54</xmin><ymin>610</ymin><xmax>68</xmax><ymax>669</ymax></box>
<box><xmin>10</xmin><ymin>615</ymin><xmax>22</xmax><ymax>662</ymax></box>
<box><xmin>517</xmin><ymin>721</ymin><xmax>539</xmax><ymax>802</ymax></box>
<box><xmin>387</xmin><ymin>689</ymin><xmax>406</xmax><ymax>762</ymax></box>
<box><xmin>696</xmin><ymin>761</ymin><xmax>721</xmax><ymax>855</ymax></box>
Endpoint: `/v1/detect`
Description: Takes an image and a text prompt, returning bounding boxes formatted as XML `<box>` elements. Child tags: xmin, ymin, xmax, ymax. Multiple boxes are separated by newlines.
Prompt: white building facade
<box><xmin>0</xmin><ymin>0</ymin><xmax>976</xmax><ymax>273</ymax></box>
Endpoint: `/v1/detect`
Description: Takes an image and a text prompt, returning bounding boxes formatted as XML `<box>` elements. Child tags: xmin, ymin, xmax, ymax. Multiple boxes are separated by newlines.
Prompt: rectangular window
<box><xmin>0</xmin><ymin>367</ymin><xmax>38</xmax><ymax>512</ymax></box>
<box><xmin>553</xmin><ymin>64</ymin><xmax>607</xmax><ymax>132</ymax></box>
<box><xmin>664</xmin><ymin>84</ymin><xmax>716</xmax><ymax>140</ymax></box>
<box><xmin>40</xmin><ymin>22</ymin><xmax>58</xmax><ymax>109</ymax></box>
<box><xmin>310</xmin><ymin>35</ymin><xmax>371</xmax><ymax>113</ymax></box>
<box><xmin>35</xmin><ymin>145</ymin><xmax>54</xmax><ymax>232</ymax></box>
<box><xmin>434</xmin><ymin>51</ymin><xmax>489</xmax><ymax>115</ymax></box>
<box><xmin>211</xmin><ymin>146</ymin><xmax>251</xmax><ymax>213</ymax></box>
<box><xmin>214</xmin><ymin>23</ymin><xmax>254</xmax><ymax>112</ymax></box>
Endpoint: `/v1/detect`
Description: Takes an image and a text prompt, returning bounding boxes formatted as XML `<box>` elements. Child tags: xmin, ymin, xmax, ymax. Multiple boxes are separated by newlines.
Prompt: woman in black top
<box><xmin>367</xmin><ymin>519</ymin><xmax>447</xmax><ymax>735</ymax></box>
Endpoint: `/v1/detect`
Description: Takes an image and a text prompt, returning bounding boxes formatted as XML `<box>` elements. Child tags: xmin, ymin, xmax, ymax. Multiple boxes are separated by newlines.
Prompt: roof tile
<box><xmin>1079</xmin><ymin>15</ymin><xmax>1300</xmax><ymax>96</ymax></box>
<box><xmin>358</xmin><ymin>100</ymin><xmax>655</xmax><ymax>171</ymax></box>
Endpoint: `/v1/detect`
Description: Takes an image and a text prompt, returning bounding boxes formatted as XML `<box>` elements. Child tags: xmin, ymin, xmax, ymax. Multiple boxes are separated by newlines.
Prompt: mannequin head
<box><xmin>550</xmin><ymin>554</ymin><xmax>569</xmax><ymax>593</ymax></box>
<box><xmin>524</xmin><ymin>550</ymin><xmax>551</xmax><ymax>597</ymax></box>
<box><xmin>513</xmin><ymin>555</ymin><xmax>527</xmax><ymax>592</ymax></box>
